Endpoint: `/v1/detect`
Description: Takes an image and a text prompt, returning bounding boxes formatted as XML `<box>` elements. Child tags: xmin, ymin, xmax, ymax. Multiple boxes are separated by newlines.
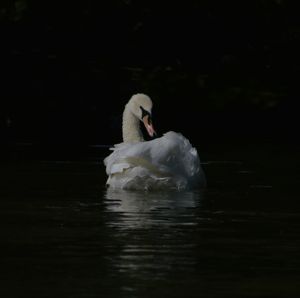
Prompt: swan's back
<box><xmin>104</xmin><ymin>131</ymin><xmax>206</xmax><ymax>190</ymax></box>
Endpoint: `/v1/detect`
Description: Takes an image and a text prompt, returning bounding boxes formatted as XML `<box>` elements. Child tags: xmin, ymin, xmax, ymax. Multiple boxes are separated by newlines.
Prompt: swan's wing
<box><xmin>110</xmin><ymin>162</ymin><xmax>131</xmax><ymax>174</ymax></box>
<box><xmin>123</xmin><ymin>156</ymin><xmax>170</xmax><ymax>177</ymax></box>
<box><xmin>104</xmin><ymin>132</ymin><xmax>205</xmax><ymax>189</ymax></box>
<box><xmin>104</xmin><ymin>141</ymin><xmax>153</xmax><ymax>175</ymax></box>
<box><xmin>107</xmin><ymin>155</ymin><xmax>169</xmax><ymax>177</ymax></box>
<box><xmin>104</xmin><ymin>142</ymin><xmax>132</xmax><ymax>174</ymax></box>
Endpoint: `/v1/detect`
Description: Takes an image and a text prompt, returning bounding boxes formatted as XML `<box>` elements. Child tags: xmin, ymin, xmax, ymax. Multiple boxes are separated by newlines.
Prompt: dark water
<box><xmin>1</xmin><ymin>144</ymin><xmax>300</xmax><ymax>297</ymax></box>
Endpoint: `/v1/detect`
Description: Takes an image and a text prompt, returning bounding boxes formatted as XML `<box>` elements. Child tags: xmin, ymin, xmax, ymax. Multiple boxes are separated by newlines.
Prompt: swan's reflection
<box><xmin>104</xmin><ymin>188</ymin><xmax>203</xmax><ymax>229</ymax></box>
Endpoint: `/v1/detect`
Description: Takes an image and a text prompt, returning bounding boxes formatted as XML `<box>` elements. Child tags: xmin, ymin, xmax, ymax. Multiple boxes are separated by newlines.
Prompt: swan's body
<box><xmin>104</xmin><ymin>94</ymin><xmax>206</xmax><ymax>190</ymax></box>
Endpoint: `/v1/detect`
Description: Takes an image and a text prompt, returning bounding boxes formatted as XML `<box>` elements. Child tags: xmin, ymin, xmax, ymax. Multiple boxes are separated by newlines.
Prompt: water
<box><xmin>0</xmin><ymin>143</ymin><xmax>299</xmax><ymax>297</ymax></box>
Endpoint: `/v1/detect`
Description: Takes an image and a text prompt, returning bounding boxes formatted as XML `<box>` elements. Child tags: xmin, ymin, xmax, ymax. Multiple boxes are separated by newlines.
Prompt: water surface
<box><xmin>1</xmin><ymin>144</ymin><xmax>299</xmax><ymax>297</ymax></box>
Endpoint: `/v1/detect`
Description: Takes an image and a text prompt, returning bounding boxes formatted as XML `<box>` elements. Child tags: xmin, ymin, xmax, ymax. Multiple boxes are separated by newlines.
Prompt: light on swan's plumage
<box><xmin>104</xmin><ymin>94</ymin><xmax>206</xmax><ymax>190</ymax></box>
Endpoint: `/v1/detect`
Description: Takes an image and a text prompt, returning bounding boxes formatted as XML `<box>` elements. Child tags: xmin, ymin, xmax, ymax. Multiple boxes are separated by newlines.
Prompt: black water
<box><xmin>1</xmin><ymin>143</ymin><xmax>299</xmax><ymax>297</ymax></box>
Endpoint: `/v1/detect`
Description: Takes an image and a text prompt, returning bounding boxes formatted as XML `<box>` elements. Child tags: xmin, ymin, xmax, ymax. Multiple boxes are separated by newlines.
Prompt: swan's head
<box><xmin>128</xmin><ymin>93</ymin><xmax>156</xmax><ymax>137</ymax></box>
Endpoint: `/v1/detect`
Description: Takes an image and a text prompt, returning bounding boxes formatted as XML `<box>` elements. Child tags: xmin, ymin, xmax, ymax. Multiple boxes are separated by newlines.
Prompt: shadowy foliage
<box><xmin>0</xmin><ymin>0</ymin><xmax>299</xmax><ymax>145</ymax></box>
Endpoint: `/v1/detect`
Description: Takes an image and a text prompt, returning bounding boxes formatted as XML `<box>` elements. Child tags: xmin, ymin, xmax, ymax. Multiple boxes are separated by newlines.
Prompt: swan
<box><xmin>104</xmin><ymin>93</ymin><xmax>206</xmax><ymax>190</ymax></box>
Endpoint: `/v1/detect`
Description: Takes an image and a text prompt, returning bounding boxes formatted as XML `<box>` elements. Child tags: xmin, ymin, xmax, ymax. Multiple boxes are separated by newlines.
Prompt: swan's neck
<box><xmin>122</xmin><ymin>104</ymin><xmax>144</xmax><ymax>143</ymax></box>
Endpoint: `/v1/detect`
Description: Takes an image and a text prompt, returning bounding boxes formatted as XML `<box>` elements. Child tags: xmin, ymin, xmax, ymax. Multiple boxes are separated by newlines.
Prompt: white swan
<box><xmin>104</xmin><ymin>93</ymin><xmax>206</xmax><ymax>190</ymax></box>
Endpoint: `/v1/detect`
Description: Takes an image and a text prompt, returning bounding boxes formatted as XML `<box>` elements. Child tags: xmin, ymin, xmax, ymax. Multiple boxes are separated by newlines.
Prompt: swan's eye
<box><xmin>140</xmin><ymin>106</ymin><xmax>151</xmax><ymax>119</ymax></box>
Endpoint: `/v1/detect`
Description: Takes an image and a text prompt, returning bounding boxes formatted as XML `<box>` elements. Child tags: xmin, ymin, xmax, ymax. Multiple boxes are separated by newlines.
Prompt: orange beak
<box><xmin>142</xmin><ymin>115</ymin><xmax>156</xmax><ymax>137</ymax></box>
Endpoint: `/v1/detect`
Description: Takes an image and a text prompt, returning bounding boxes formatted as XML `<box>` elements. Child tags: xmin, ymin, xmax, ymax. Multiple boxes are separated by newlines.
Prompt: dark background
<box><xmin>1</xmin><ymin>0</ymin><xmax>299</xmax><ymax>157</ymax></box>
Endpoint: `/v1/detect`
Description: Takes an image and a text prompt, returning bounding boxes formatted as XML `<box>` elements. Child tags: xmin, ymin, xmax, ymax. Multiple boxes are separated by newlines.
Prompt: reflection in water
<box><xmin>104</xmin><ymin>188</ymin><xmax>203</xmax><ymax>229</ymax></box>
<box><xmin>103</xmin><ymin>189</ymin><xmax>205</xmax><ymax>293</ymax></box>
<box><xmin>102</xmin><ymin>185</ymin><xmax>300</xmax><ymax>297</ymax></box>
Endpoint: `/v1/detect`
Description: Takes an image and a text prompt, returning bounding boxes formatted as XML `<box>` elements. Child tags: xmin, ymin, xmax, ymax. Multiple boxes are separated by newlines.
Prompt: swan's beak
<box><xmin>142</xmin><ymin>115</ymin><xmax>156</xmax><ymax>137</ymax></box>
